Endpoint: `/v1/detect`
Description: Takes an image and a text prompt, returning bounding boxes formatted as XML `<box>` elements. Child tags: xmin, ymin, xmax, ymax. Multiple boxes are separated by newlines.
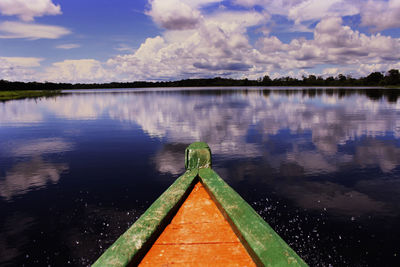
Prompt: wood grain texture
<box><xmin>139</xmin><ymin>182</ymin><xmax>256</xmax><ymax>266</ymax></box>
<box><xmin>199</xmin><ymin>168</ymin><xmax>308</xmax><ymax>267</ymax></box>
<box><xmin>92</xmin><ymin>169</ymin><xmax>198</xmax><ymax>267</ymax></box>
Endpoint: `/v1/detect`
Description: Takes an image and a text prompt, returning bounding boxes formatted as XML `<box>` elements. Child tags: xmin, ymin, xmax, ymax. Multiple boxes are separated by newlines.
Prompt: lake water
<box><xmin>1</xmin><ymin>87</ymin><xmax>400</xmax><ymax>266</ymax></box>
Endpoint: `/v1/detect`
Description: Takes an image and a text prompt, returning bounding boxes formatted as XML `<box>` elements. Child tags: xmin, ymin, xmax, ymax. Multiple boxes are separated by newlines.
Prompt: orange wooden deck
<box><xmin>139</xmin><ymin>182</ymin><xmax>256</xmax><ymax>266</ymax></box>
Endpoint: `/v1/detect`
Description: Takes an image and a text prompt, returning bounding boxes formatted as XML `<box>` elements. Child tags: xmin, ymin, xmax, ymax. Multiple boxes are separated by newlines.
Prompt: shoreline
<box><xmin>0</xmin><ymin>90</ymin><xmax>61</xmax><ymax>101</ymax></box>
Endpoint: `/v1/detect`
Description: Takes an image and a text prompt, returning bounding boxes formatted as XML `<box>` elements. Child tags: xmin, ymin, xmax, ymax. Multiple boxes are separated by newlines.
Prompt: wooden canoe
<box><xmin>93</xmin><ymin>142</ymin><xmax>307</xmax><ymax>266</ymax></box>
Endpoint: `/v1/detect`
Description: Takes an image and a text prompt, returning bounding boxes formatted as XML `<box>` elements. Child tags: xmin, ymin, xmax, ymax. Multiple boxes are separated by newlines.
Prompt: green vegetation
<box><xmin>0</xmin><ymin>90</ymin><xmax>61</xmax><ymax>101</ymax></box>
<box><xmin>385</xmin><ymin>85</ymin><xmax>400</xmax><ymax>89</ymax></box>
<box><xmin>0</xmin><ymin>69</ymin><xmax>399</xmax><ymax>90</ymax></box>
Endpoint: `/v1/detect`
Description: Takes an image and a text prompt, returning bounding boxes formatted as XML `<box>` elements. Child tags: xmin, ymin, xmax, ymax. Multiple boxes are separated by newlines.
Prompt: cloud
<box><xmin>322</xmin><ymin>67</ymin><xmax>340</xmax><ymax>76</ymax></box>
<box><xmin>193</xmin><ymin>62</ymin><xmax>252</xmax><ymax>71</ymax></box>
<box><xmin>281</xmin><ymin>181</ymin><xmax>387</xmax><ymax>216</ymax></box>
<box><xmin>233</xmin><ymin>0</ymin><xmax>359</xmax><ymax>23</ymax></box>
<box><xmin>0</xmin><ymin>56</ymin><xmax>43</xmax><ymax>81</ymax></box>
<box><xmin>103</xmin><ymin>0</ymin><xmax>400</xmax><ymax>82</ymax></box>
<box><xmin>287</xmin><ymin>0</ymin><xmax>359</xmax><ymax>24</ymax></box>
<box><xmin>0</xmin><ymin>56</ymin><xmax>43</xmax><ymax>67</ymax></box>
<box><xmin>42</xmin><ymin>59</ymin><xmax>112</xmax><ymax>83</ymax></box>
<box><xmin>1</xmin><ymin>88</ymin><xmax>400</xmax><ymax>174</ymax></box>
<box><xmin>0</xmin><ymin>157</ymin><xmax>68</xmax><ymax>200</ymax></box>
<box><xmin>0</xmin><ymin>0</ymin><xmax>61</xmax><ymax>21</ymax></box>
<box><xmin>233</xmin><ymin>0</ymin><xmax>303</xmax><ymax>13</ymax></box>
<box><xmin>0</xmin><ymin>138</ymin><xmax>71</xmax><ymax>200</ymax></box>
<box><xmin>355</xmin><ymin>139</ymin><xmax>400</xmax><ymax>173</ymax></box>
<box><xmin>0</xmin><ymin>97</ymin><xmax>44</xmax><ymax>125</ymax></box>
<box><xmin>256</xmin><ymin>17</ymin><xmax>400</xmax><ymax>70</ymax></box>
<box><xmin>146</xmin><ymin>0</ymin><xmax>202</xmax><ymax>30</ymax></box>
<box><xmin>233</xmin><ymin>0</ymin><xmax>400</xmax><ymax>33</ymax></box>
<box><xmin>3</xmin><ymin>0</ymin><xmax>400</xmax><ymax>82</ymax></box>
<box><xmin>152</xmin><ymin>144</ymin><xmax>187</xmax><ymax>175</ymax></box>
<box><xmin>0</xmin><ymin>21</ymin><xmax>70</xmax><ymax>39</ymax></box>
<box><xmin>361</xmin><ymin>0</ymin><xmax>400</xmax><ymax>32</ymax></box>
<box><xmin>10</xmin><ymin>138</ymin><xmax>74</xmax><ymax>157</ymax></box>
<box><xmin>146</xmin><ymin>0</ymin><xmax>222</xmax><ymax>30</ymax></box>
<box><xmin>356</xmin><ymin>62</ymin><xmax>400</xmax><ymax>76</ymax></box>
<box><xmin>115</xmin><ymin>44</ymin><xmax>135</xmax><ymax>53</ymax></box>
<box><xmin>56</xmin><ymin>43</ymin><xmax>80</xmax><ymax>50</ymax></box>
<box><xmin>107</xmin><ymin>9</ymin><xmax>268</xmax><ymax>80</ymax></box>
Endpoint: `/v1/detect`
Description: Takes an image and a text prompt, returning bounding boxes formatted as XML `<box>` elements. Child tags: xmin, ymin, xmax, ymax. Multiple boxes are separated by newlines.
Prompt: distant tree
<box><xmin>262</xmin><ymin>75</ymin><xmax>272</xmax><ymax>86</ymax></box>
<box><xmin>2</xmin><ymin>69</ymin><xmax>400</xmax><ymax>91</ymax></box>
<box><xmin>386</xmin><ymin>69</ymin><xmax>400</xmax><ymax>85</ymax></box>
<box><xmin>338</xmin><ymin>74</ymin><xmax>346</xmax><ymax>82</ymax></box>
<box><xmin>366</xmin><ymin>72</ymin><xmax>384</xmax><ymax>85</ymax></box>
<box><xmin>308</xmin><ymin>75</ymin><xmax>317</xmax><ymax>81</ymax></box>
<box><xmin>302</xmin><ymin>75</ymin><xmax>316</xmax><ymax>85</ymax></box>
<box><xmin>325</xmin><ymin>76</ymin><xmax>335</xmax><ymax>85</ymax></box>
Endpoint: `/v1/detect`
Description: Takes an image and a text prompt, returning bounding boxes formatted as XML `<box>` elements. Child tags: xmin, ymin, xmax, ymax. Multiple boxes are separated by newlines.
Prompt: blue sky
<box><xmin>0</xmin><ymin>0</ymin><xmax>400</xmax><ymax>82</ymax></box>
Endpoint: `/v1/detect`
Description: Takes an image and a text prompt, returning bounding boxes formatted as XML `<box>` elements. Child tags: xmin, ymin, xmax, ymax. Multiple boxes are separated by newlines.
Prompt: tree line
<box><xmin>0</xmin><ymin>69</ymin><xmax>399</xmax><ymax>91</ymax></box>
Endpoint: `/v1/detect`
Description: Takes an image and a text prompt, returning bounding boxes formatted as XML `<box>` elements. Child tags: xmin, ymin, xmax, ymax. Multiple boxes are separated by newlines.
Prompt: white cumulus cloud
<box><xmin>3</xmin><ymin>0</ymin><xmax>400</xmax><ymax>82</ymax></box>
<box><xmin>0</xmin><ymin>56</ymin><xmax>43</xmax><ymax>67</ymax></box>
<box><xmin>361</xmin><ymin>0</ymin><xmax>400</xmax><ymax>32</ymax></box>
<box><xmin>146</xmin><ymin>0</ymin><xmax>222</xmax><ymax>30</ymax></box>
<box><xmin>55</xmin><ymin>44</ymin><xmax>80</xmax><ymax>50</ymax></box>
<box><xmin>42</xmin><ymin>59</ymin><xmax>112</xmax><ymax>83</ymax></box>
<box><xmin>107</xmin><ymin>9</ymin><xmax>268</xmax><ymax>80</ymax></box>
<box><xmin>106</xmin><ymin>11</ymin><xmax>400</xmax><ymax>81</ymax></box>
<box><xmin>0</xmin><ymin>56</ymin><xmax>43</xmax><ymax>81</ymax></box>
<box><xmin>0</xmin><ymin>0</ymin><xmax>61</xmax><ymax>21</ymax></box>
<box><xmin>147</xmin><ymin>0</ymin><xmax>202</xmax><ymax>30</ymax></box>
<box><xmin>0</xmin><ymin>21</ymin><xmax>70</xmax><ymax>39</ymax></box>
<box><xmin>287</xmin><ymin>0</ymin><xmax>359</xmax><ymax>24</ymax></box>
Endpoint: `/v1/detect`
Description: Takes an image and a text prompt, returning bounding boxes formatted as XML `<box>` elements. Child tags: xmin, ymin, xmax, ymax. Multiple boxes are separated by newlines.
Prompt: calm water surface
<box><xmin>1</xmin><ymin>87</ymin><xmax>400</xmax><ymax>266</ymax></box>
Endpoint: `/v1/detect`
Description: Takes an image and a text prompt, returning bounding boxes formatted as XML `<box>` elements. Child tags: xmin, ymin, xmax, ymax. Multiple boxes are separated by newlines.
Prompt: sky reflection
<box><xmin>1</xmin><ymin>88</ymin><xmax>400</xmax><ymax>265</ymax></box>
<box><xmin>1</xmin><ymin>89</ymin><xmax>400</xmax><ymax>176</ymax></box>
<box><xmin>0</xmin><ymin>137</ymin><xmax>72</xmax><ymax>201</ymax></box>
<box><xmin>0</xmin><ymin>157</ymin><xmax>68</xmax><ymax>200</ymax></box>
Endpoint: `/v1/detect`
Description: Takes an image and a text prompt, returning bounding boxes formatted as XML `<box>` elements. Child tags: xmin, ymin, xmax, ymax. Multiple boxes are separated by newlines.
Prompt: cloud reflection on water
<box><xmin>1</xmin><ymin>89</ymin><xmax>400</xmax><ymax>216</ymax></box>
<box><xmin>280</xmin><ymin>181</ymin><xmax>388</xmax><ymax>217</ymax></box>
<box><xmin>0</xmin><ymin>157</ymin><xmax>68</xmax><ymax>200</ymax></box>
<box><xmin>9</xmin><ymin>138</ymin><xmax>74</xmax><ymax>157</ymax></box>
<box><xmin>0</xmin><ymin>138</ymin><xmax>72</xmax><ymax>200</ymax></box>
<box><xmin>1</xmin><ymin>90</ymin><xmax>400</xmax><ymax>175</ymax></box>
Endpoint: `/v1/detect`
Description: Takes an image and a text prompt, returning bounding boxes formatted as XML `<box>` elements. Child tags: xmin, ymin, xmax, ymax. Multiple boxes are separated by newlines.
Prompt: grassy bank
<box><xmin>0</xmin><ymin>90</ymin><xmax>61</xmax><ymax>101</ymax></box>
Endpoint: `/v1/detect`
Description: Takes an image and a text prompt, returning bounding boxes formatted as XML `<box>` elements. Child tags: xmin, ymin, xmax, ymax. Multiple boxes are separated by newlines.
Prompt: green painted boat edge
<box><xmin>93</xmin><ymin>142</ymin><xmax>308</xmax><ymax>266</ymax></box>
<box><xmin>185</xmin><ymin>141</ymin><xmax>212</xmax><ymax>170</ymax></box>
<box><xmin>199</xmin><ymin>168</ymin><xmax>308</xmax><ymax>267</ymax></box>
<box><xmin>92</xmin><ymin>169</ymin><xmax>198</xmax><ymax>267</ymax></box>
<box><xmin>187</xmin><ymin>142</ymin><xmax>307</xmax><ymax>266</ymax></box>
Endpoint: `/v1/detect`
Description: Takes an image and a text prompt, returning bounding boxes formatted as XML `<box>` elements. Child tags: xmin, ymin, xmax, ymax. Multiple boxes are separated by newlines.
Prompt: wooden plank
<box><xmin>139</xmin><ymin>182</ymin><xmax>256</xmax><ymax>266</ymax></box>
<box><xmin>139</xmin><ymin>243</ymin><xmax>254</xmax><ymax>266</ymax></box>
<box><xmin>93</xmin><ymin>142</ymin><xmax>307</xmax><ymax>266</ymax></box>
<box><xmin>92</xmin><ymin>169</ymin><xmax>198</xmax><ymax>267</ymax></box>
<box><xmin>199</xmin><ymin>168</ymin><xmax>308</xmax><ymax>267</ymax></box>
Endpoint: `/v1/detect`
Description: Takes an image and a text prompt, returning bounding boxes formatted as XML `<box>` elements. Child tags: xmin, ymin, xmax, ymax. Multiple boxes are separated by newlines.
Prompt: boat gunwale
<box><xmin>92</xmin><ymin>169</ymin><xmax>199</xmax><ymax>266</ymax></box>
<box><xmin>199</xmin><ymin>168</ymin><xmax>307</xmax><ymax>267</ymax></box>
<box><xmin>93</xmin><ymin>142</ymin><xmax>308</xmax><ymax>266</ymax></box>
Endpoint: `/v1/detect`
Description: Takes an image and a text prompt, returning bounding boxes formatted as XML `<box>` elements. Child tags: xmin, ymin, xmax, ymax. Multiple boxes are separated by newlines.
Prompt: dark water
<box><xmin>1</xmin><ymin>87</ymin><xmax>400</xmax><ymax>266</ymax></box>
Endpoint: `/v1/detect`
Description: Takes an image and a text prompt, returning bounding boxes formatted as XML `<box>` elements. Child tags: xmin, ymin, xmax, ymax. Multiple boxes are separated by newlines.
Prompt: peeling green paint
<box><xmin>93</xmin><ymin>142</ymin><xmax>307</xmax><ymax>266</ymax></box>
<box><xmin>92</xmin><ymin>169</ymin><xmax>198</xmax><ymax>266</ymax></box>
<box><xmin>199</xmin><ymin>168</ymin><xmax>308</xmax><ymax>267</ymax></box>
<box><xmin>185</xmin><ymin>142</ymin><xmax>212</xmax><ymax>170</ymax></box>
